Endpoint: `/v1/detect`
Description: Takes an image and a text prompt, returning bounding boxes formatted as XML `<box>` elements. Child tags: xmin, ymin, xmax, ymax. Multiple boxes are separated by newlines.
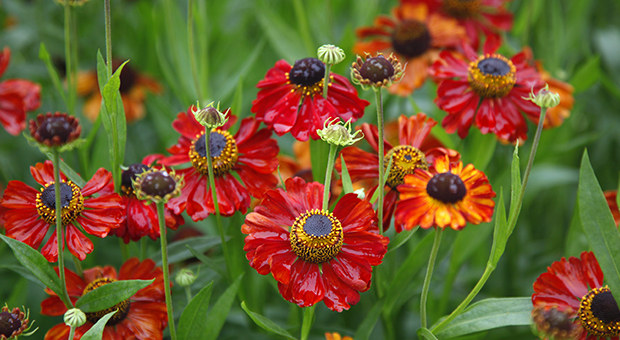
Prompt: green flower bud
<box><xmin>192</xmin><ymin>101</ymin><xmax>228</xmax><ymax>128</ymax></box>
<box><xmin>175</xmin><ymin>269</ymin><xmax>197</xmax><ymax>287</ymax></box>
<box><xmin>317</xmin><ymin>118</ymin><xmax>364</xmax><ymax>146</ymax></box>
<box><xmin>317</xmin><ymin>44</ymin><xmax>346</xmax><ymax>65</ymax></box>
<box><xmin>64</xmin><ymin>308</ymin><xmax>86</xmax><ymax>328</ymax></box>
<box><xmin>524</xmin><ymin>84</ymin><xmax>561</xmax><ymax>108</ymax></box>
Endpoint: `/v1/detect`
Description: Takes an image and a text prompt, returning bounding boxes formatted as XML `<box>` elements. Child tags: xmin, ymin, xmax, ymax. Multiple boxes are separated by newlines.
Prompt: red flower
<box><xmin>103</xmin><ymin>156</ymin><xmax>184</xmax><ymax>243</ymax></box>
<box><xmin>429</xmin><ymin>38</ymin><xmax>545</xmax><ymax>142</ymax></box>
<box><xmin>243</xmin><ymin>177</ymin><xmax>389</xmax><ymax>311</ymax></box>
<box><xmin>251</xmin><ymin>58</ymin><xmax>369</xmax><ymax>141</ymax></box>
<box><xmin>0</xmin><ymin>47</ymin><xmax>41</xmax><ymax>136</ymax></box>
<box><xmin>336</xmin><ymin>113</ymin><xmax>459</xmax><ymax>232</ymax></box>
<box><xmin>532</xmin><ymin>251</ymin><xmax>620</xmax><ymax>340</ymax></box>
<box><xmin>159</xmin><ymin>106</ymin><xmax>279</xmax><ymax>221</ymax></box>
<box><xmin>410</xmin><ymin>0</ymin><xmax>513</xmax><ymax>50</ymax></box>
<box><xmin>41</xmin><ymin>258</ymin><xmax>168</xmax><ymax>340</ymax></box>
<box><xmin>605</xmin><ymin>190</ymin><xmax>620</xmax><ymax>227</ymax></box>
<box><xmin>354</xmin><ymin>2</ymin><xmax>466</xmax><ymax>96</ymax></box>
<box><xmin>0</xmin><ymin>161</ymin><xmax>124</xmax><ymax>262</ymax></box>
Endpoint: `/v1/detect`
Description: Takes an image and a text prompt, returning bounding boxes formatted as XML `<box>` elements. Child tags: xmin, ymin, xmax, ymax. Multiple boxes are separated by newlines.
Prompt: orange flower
<box><xmin>325</xmin><ymin>332</ymin><xmax>354</xmax><ymax>340</ymax></box>
<box><xmin>77</xmin><ymin>60</ymin><xmax>161</xmax><ymax>123</ymax></box>
<box><xmin>354</xmin><ymin>2</ymin><xmax>465</xmax><ymax>96</ymax></box>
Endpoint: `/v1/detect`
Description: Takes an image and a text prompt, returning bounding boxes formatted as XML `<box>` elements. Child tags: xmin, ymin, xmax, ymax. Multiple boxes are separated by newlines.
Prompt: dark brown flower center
<box><xmin>579</xmin><ymin>286</ymin><xmax>620</xmax><ymax>337</ymax></box>
<box><xmin>426</xmin><ymin>173</ymin><xmax>467</xmax><ymax>203</ymax></box>
<box><xmin>36</xmin><ymin>180</ymin><xmax>84</xmax><ymax>225</ymax></box>
<box><xmin>0</xmin><ymin>311</ymin><xmax>20</xmax><ymax>338</ymax></box>
<box><xmin>121</xmin><ymin>163</ymin><xmax>150</xmax><ymax>196</ymax></box>
<box><xmin>290</xmin><ymin>209</ymin><xmax>343</xmax><ymax>264</ymax></box>
<box><xmin>532</xmin><ymin>306</ymin><xmax>580</xmax><ymax>340</ymax></box>
<box><xmin>442</xmin><ymin>0</ymin><xmax>481</xmax><ymax>18</ymax></box>
<box><xmin>391</xmin><ymin>20</ymin><xmax>432</xmax><ymax>59</ymax></box>
<box><xmin>468</xmin><ymin>54</ymin><xmax>516</xmax><ymax>98</ymax></box>
<box><xmin>138</xmin><ymin>171</ymin><xmax>177</xmax><ymax>198</ymax></box>
<box><xmin>83</xmin><ymin>278</ymin><xmax>131</xmax><ymax>326</ymax></box>
<box><xmin>189</xmin><ymin>130</ymin><xmax>238</xmax><ymax>177</ymax></box>
<box><xmin>286</xmin><ymin>58</ymin><xmax>325</xmax><ymax>98</ymax></box>
<box><xmin>359</xmin><ymin>56</ymin><xmax>395</xmax><ymax>84</ymax></box>
<box><xmin>37</xmin><ymin>116</ymin><xmax>73</xmax><ymax>143</ymax></box>
<box><xmin>384</xmin><ymin>145</ymin><xmax>428</xmax><ymax>188</ymax></box>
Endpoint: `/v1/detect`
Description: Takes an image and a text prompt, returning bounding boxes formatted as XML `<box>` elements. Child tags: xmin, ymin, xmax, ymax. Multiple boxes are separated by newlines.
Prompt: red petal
<box><xmin>321</xmin><ymin>262</ymin><xmax>360</xmax><ymax>312</ymax></box>
<box><xmin>65</xmin><ymin>225</ymin><xmax>94</xmax><ymax>261</ymax></box>
<box><xmin>81</xmin><ymin>168</ymin><xmax>112</xmax><ymax>196</ymax></box>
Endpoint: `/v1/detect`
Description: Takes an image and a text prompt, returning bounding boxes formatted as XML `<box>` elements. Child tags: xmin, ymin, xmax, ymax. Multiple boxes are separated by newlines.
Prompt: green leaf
<box><xmin>565</xmin><ymin>197</ymin><xmax>589</xmax><ymax>258</ymax></box>
<box><xmin>81</xmin><ymin>310</ymin><xmax>118</xmax><ymax>340</ymax></box>
<box><xmin>75</xmin><ymin>279</ymin><xmax>154</xmax><ymax>313</ymax></box>
<box><xmin>178</xmin><ymin>282</ymin><xmax>214</xmax><ymax>340</ymax></box>
<box><xmin>463</xmin><ymin>130</ymin><xmax>496</xmax><ymax>172</ymax></box>
<box><xmin>0</xmin><ymin>264</ymin><xmax>46</xmax><ymax>289</ymax></box>
<box><xmin>38</xmin><ymin>43</ymin><xmax>67</xmax><ymax>104</ymax></box>
<box><xmin>340</xmin><ymin>154</ymin><xmax>354</xmax><ymax>195</ymax></box>
<box><xmin>0</xmin><ymin>234</ymin><xmax>63</xmax><ymax>299</ymax></box>
<box><xmin>507</xmin><ymin>143</ymin><xmax>522</xmax><ymax>229</ymax></box>
<box><xmin>205</xmin><ymin>274</ymin><xmax>243</xmax><ymax>340</ymax></box>
<box><xmin>186</xmin><ymin>245</ymin><xmax>229</xmax><ymax>281</ymax></box>
<box><xmin>433</xmin><ymin>298</ymin><xmax>532</xmax><ymax>339</ymax></box>
<box><xmin>151</xmin><ymin>236</ymin><xmax>222</xmax><ymax>266</ymax></box>
<box><xmin>310</xmin><ymin>138</ymin><xmax>329</xmax><ymax>186</ymax></box>
<box><xmin>418</xmin><ymin>327</ymin><xmax>439</xmax><ymax>340</ymax></box>
<box><xmin>387</xmin><ymin>227</ymin><xmax>418</xmax><ymax>254</ymax></box>
<box><xmin>241</xmin><ymin>301</ymin><xmax>298</xmax><ymax>340</ymax></box>
<box><xmin>489</xmin><ymin>191</ymin><xmax>508</xmax><ymax>267</ymax></box>
<box><xmin>256</xmin><ymin>0</ymin><xmax>306</xmax><ymax>62</ymax></box>
<box><xmin>578</xmin><ymin>150</ymin><xmax>620</xmax><ymax>296</ymax></box>
<box><xmin>354</xmin><ymin>299</ymin><xmax>384</xmax><ymax>340</ymax></box>
<box><xmin>570</xmin><ymin>55</ymin><xmax>601</xmax><ymax>93</ymax></box>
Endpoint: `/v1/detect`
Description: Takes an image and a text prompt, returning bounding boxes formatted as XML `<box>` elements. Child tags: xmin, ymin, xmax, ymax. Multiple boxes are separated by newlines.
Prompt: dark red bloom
<box><xmin>243</xmin><ymin>177</ymin><xmax>389</xmax><ymax>311</ymax></box>
<box><xmin>532</xmin><ymin>251</ymin><xmax>620</xmax><ymax>340</ymax></box>
<box><xmin>159</xmin><ymin>106</ymin><xmax>279</xmax><ymax>221</ymax></box>
<box><xmin>0</xmin><ymin>161</ymin><xmax>124</xmax><ymax>262</ymax></box>
<box><xmin>0</xmin><ymin>47</ymin><xmax>41</xmax><ymax>136</ymax></box>
<box><xmin>336</xmin><ymin>113</ymin><xmax>459</xmax><ymax>232</ymax></box>
<box><xmin>251</xmin><ymin>58</ymin><xmax>369</xmax><ymax>141</ymax></box>
<box><xmin>41</xmin><ymin>258</ymin><xmax>168</xmax><ymax>340</ymax></box>
<box><xmin>429</xmin><ymin>38</ymin><xmax>544</xmax><ymax>142</ymax></box>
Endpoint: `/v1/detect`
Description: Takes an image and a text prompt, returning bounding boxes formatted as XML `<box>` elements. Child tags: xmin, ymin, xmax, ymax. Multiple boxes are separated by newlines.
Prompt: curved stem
<box><xmin>300</xmin><ymin>305</ymin><xmax>316</xmax><ymax>340</ymax></box>
<box><xmin>420</xmin><ymin>228</ymin><xmax>443</xmax><ymax>329</ymax></box>
<box><xmin>68</xmin><ymin>325</ymin><xmax>76</xmax><ymax>340</ymax></box>
<box><xmin>157</xmin><ymin>202</ymin><xmax>177</xmax><ymax>340</ymax></box>
<box><xmin>53</xmin><ymin>149</ymin><xmax>73</xmax><ymax>309</ymax></box>
<box><xmin>322</xmin><ymin>65</ymin><xmax>331</xmax><ymax>99</ymax></box>
<box><xmin>374</xmin><ymin>89</ymin><xmax>385</xmax><ymax>235</ymax></box>
<box><xmin>322</xmin><ymin>143</ymin><xmax>338</xmax><ymax>211</ymax></box>
<box><xmin>185</xmin><ymin>286</ymin><xmax>193</xmax><ymax>305</ymax></box>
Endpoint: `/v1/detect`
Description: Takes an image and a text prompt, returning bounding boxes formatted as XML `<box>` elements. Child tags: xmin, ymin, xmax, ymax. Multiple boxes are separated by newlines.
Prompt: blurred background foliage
<box><xmin>0</xmin><ymin>0</ymin><xmax>619</xmax><ymax>339</ymax></box>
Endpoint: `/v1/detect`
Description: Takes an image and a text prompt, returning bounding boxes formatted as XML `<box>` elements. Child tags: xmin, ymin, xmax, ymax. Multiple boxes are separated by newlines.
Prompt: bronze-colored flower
<box><xmin>351</xmin><ymin>53</ymin><xmax>404</xmax><ymax>90</ymax></box>
<box><xmin>29</xmin><ymin>112</ymin><xmax>81</xmax><ymax>148</ymax></box>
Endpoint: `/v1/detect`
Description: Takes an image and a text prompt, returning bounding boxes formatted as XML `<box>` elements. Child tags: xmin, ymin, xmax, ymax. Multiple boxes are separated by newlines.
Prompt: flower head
<box><xmin>63</xmin><ymin>308</ymin><xmax>86</xmax><ymax>328</ymax></box>
<box><xmin>243</xmin><ymin>177</ymin><xmax>388</xmax><ymax>311</ymax></box>
<box><xmin>42</xmin><ymin>258</ymin><xmax>168</xmax><ymax>340</ymax></box>
<box><xmin>532</xmin><ymin>305</ymin><xmax>581</xmax><ymax>340</ymax></box>
<box><xmin>0</xmin><ymin>305</ymin><xmax>35</xmax><ymax>339</ymax></box>
<box><xmin>158</xmin><ymin>106</ymin><xmax>279</xmax><ymax>221</ymax></box>
<box><xmin>192</xmin><ymin>101</ymin><xmax>228</xmax><ymax>128</ymax></box>
<box><xmin>523</xmin><ymin>83</ymin><xmax>561</xmax><ymax>109</ymax></box>
<box><xmin>318</xmin><ymin>44</ymin><xmax>346</xmax><ymax>65</ymax></box>
<box><xmin>532</xmin><ymin>251</ymin><xmax>620</xmax><ymax>340</ymax></box>
<box><xmin>429</xmin><ymin>39</ymin><xmax>545</xmax><ymax>142</ymax></box>
<box><xmin>317</xmin><ymin>118</ymin><xmax>364</xmax><ymax>146</ymax></box>
<box><xmin>251</xmin><ymin>58</ymin><xmax>369</xmax><ymax>141</ymax></box>
<box><xmin>28</xmin><ymin>112</ymin><xmax>82</xmax><ymax>150</ymax></box>
<box><xmin>351</xmin><ymin>53</ymin><xmax>404</xmax><ymax>90</ymax></box>
<box><xmin>354</xmin><ymin>2</ymin><xmax>465</xmax><ymax>96</ymax></box>
<box><xmin>0</xmin><ymin>161</ymin><xmax>124</xmax><ymax>262</ymax></box>
<box><xmin>133</xmin><ymin>168</ymin><xmax>183</xmax><ymax>204</ymax></box>
<box><xmin>0</xmin><ymin>47</ymin><xmax>41</xmax><ymax>136</ymax></box>
<box><xmin>395</xmin><ymin>155</ymin><xmax>496</xmax><ymax>230</ymax></box>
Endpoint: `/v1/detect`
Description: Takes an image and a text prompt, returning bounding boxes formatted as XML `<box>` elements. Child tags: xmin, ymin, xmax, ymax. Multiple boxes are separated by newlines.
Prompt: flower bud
<box><xmin>175</xmin><ymin>269</ymin><xmax>197</xmax><ymax>287</ymax></box>
<box><xmin>192</xmin><ymin>102</ymin><xmax>228</xmax><ymax>128</ymax></box>
<box><xmin>317</xmin><ymin>118</ymin><xmax>364</xmax><ymax>146</ymax></box>
<box><xmin>351</xmin><ymin>53</ymin><xmax>404</xmax><ymax>90</ymax></box>
<box><xmin>317</xmin><ymin>44</ymin><xmax>346</xmax><ymax>65</ymax></box>
<box><xmin>64</xmin><ymin>308</ymin><xmax>86</xmax><ymax>328</ymax></box>
<box><xmin>29</xmin><ymin>112</ymin><xmax>81</xmax><ymax>148</ymax></box>
<box><xmin>524</xmin><ymin>83</ymin><xmax>561</xmax><ymax>108</ymax></box>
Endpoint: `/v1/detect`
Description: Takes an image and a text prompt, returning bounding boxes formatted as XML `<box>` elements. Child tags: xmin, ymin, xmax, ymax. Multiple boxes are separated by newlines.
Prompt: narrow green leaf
<box><xmin>44</xmin><ymin>152</ymin><xmax>86</xmax><ymax>187</ymax></box>
<box><xmin>578</xmin><ymin>150</ymin><xmax>620</xmax><ymax>296</ymax></box>
<box><xmin>75</xmin><ymin>279</ymin><xmax>154</xmax><ymax>313</ymax></box>
<box><xmin>151</xmin><ymin>236</ymin><xmax>222</xmax><ymax>266</ymax></box>
<box><xmin>310</xmin><ymin>138</ymin><xmax>328</xmax><ymax>186</ymax></box>
<box><xmin>570</xmin><ymin>55</ymin><xmax>601</xmax><ymax>93</ymax></box>
<box><xmin>465</xmin><ymin>131</ymin><xmax>496</xmax><ymax>172</ymax></box>
<box><xmin>81</xmin><ymin>310</ymin><xmax>118</xmax><ymax>340</ymax></box>
<box><xmin>186</xmin><ymin>245</ymin><xmax>229</xmax><ymax>281</ymax></box>
<box><xmin>241</xmin><ymin>301</ymin><xmax>298</xmax><ymax>340</ymax></box>
<box><xmin>507</xmin><ymin>143</ymin><xmax>521</xmax><ymax>228</ymax></box>
<box><xmin>387</xmin><ymin>227</ymin><xmax>418</xmax><ymax>254</ymax></box>
<box><xmin>418</xmin><ymin>327</ymin><xmax>439</xmax><ymax>340</ymax></box>
<box><xmin>490</xmin><ymin>191</ymin><xmax>508</xmax><ymax>266</ymax></box>
<box><xmin>0</xmin><ymin>264</ymin><xmax>46</xmax><ymax>289</ymax></box>
<box><xmin>178</xmin><ymin>282</ymin><xmax>214</xmax><ymax>340</ymax></box>
<box><xmin>256</xmin><ymin>1</ymin><xmax>306</xmax><ymax>62</ymax></box>
<box><xmin>38</xmin><ymin>43</ymin><xmax>67</xmax><ymax>104</ymax></box>
<box><xmin>217</xmin><ymin>38</ymin><xmax>266</xmax><ymax>103</ymax></box>
<box><xmin>354</xmin><ymin>299</ymin><xmax>384</xmax><ymax>340</ymax></box>
<box><xmin>96</xmin><ymin>51</ymin><xmax>110</xmax><ymax>90</ymax></box>
<box><xmin>433</xmin><ymin>298</ymin><xmax>532</xmax><ymax>339</ymax></box>
<box><xmin>205</xmin><ymin>274</ymin><xmax>243</xmax><ymax>340</ymax></box>
<box><xmin>340</xmin><ymin>155</ymin><xmax>354</xmax><ymax>195</ymax></box>
<box><xmin>0</xmin><ymin>234</ymin><xmax>62</xmax><ymax>298</ymax></box>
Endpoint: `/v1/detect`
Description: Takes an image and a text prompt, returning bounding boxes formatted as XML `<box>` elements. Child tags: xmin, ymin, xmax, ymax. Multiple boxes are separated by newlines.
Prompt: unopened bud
<box><xmin>317</xmin><ymin>118</ymin><xmax>364</xmax><ymax>146</ymax></box>
<box><xmin>175</xmin><ymin>269</ymin><xmax>197</xmax><ymax>287</ymax></box>
<box><xmin>192</xmin><ymin>102</ymin><xmax>228</xmax><ymax>128</ymax></box>
<box><xmin>317</xmin><ymin>44</ymin><xmax>346</xmax><ymax>65</ymax></box>
<box><xmin>524</xmin><ymin>84</ymin><xmax>561</xmax><ymax>108</ymax></box>
<box><xmin>64</xmin><ymin>308</ymin><xmax>86</xmax><ymax>328</ymax></box>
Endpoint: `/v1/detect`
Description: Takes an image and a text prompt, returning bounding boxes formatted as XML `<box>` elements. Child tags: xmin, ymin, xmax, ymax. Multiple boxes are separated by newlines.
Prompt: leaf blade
<box><xmin>178</xmin><ymin>282</ymin><xmax>214</xmax><ymax>340</ymax></box>
<box><xmin>75</xmin><ymin>279</ymin><xmax>154</xmax><ymax>313</ymax></box>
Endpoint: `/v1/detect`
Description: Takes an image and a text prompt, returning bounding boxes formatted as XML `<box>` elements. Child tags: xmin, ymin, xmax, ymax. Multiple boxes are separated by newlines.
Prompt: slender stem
<box><xmin>104</xmin><ymin>0</ymin><xmax>113</xmax><ymax>78</ymax></box>
<box><xmin>52</xmin><ymin>149</ymin><xmax>73</xmax><ymax>309</ymax></box>
<box><xmin>322</xmin><ymin>65</ymin><xmax>331</xmax><ymax>99</ymax></box>
<box><xmin>68</xmin><ymin>325</ymin><xmax>76</xmax><ymax>340</ymax></box>
<box><xmin>119</xmin><ymin>239</ymin><xmax>129</xmax><ymax>262</ymax></box>
<box><xmin>374</xmin><ymin>89</ymin><xmax>385</xmax><ymax>235</ymax></box>
<box><xmin>185</xmin><ymin>286</ymin><xmax>192</xmax><ymax>305</ymax></box>
<box><xmin>63</xmin><ymin>4</ymin><xmax>75</xmax><ymax>115</ymax></box>
<box><xmin>157</xmin><ymin>202</ymin><xmax>177</xmax><ymax>340</ymax></box>
<box><xmin>420</xmin><ymin>228</ymin><xmax>443</xmax><ymax>329</ymax></box>
<box><xmin>300</xmin><ymin>305</ymin><xmax>316</xmax><ymax>340</ymax></box>
<box><xmin>187</xmin><ymin>0</ymin><xmax>203</xmax><ymax>100</ymax></box>
<box><xmin>322</xmin><ymin>143</ymin><xmax>338</xmax><ymax>210</ymax></box>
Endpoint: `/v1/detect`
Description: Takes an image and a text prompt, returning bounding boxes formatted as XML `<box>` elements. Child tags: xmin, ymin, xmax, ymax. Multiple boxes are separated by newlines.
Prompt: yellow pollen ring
<box><xmin>384</xmin><ymin>145</ymin><xmax>428</xmax><ymax>188</ymax></box>
<box><xmin>189</xmin><ymin>129</ymin><xmax>238</xmax><ymax>177</ymax></box>
<box><xmin>35</xmin><ymin>180</ymin><xmax>84</xmax><ymax>226</ymax></box>
<box><xmin>82</xmin><ymin>278</ymin><xmax>131</xmax><ymax>325</ymax></box>
<box><xmin>467</xmin><ymin>54</ymin><xmax>516</xmax><ymax>98</ymax></box>
<box><xmin>289</xmin><ymin>208</ymin><xmax>343</xmax><ymax>264</ymax></box>
<box><xmin>578</xmin><ymin>286</ymin><xmax>620</xmax><ymax>338</ymax></box>
<box><xmin>285</xmin><ymin>72</ymin><xmax>325</xmax><ymax>99</ymax></box>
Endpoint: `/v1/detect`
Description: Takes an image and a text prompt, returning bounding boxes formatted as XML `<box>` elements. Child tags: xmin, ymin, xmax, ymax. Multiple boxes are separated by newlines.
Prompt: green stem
<box><xmin>322</xmin><ymin>64</ymin><xmax>331</xmax><ymax>99</ymax></box>
<box><xmin>157</xmin><ymin>202</ymin><xmax>177</xmax><ymax>340</ymax></box>
<box><xmin>63</xmin><ymin>4</ymin><xmax>75</xmax><ymax>115</ymax></box>
<box><xmin>185</xmin><ymin>286</ymin><xmax>193</xmax><ymax>305</ymax></box>
<box><xmin>187</xmin><ymin>0</ymin><xmax>203</xmax><ymax>100</ymax></box>
<box><xmin>322</xmin><ymin>143</ymin><xmax>337</xmax><ymax>210</ymax></box>
<box><xmin>374</xmin><ymin>88</ymin><xmax>385</xmax><ymax>235</ymax></box>
<box><xmin>104</xmin><ymin>0</ymin><xmax>112</xmax><ymax>78</ymax></box>
<box><xmin>52</xmin><ymin>149</ymin><xmax>73</xmax><ymax>309</ymax></box>
<box><xmin>68</xmin><ymin>325</ymin><xmax>76</xmax><ymax>340</ymax></box>
<box><xmin>300</xmin><ymin>305</ymin><xmax>316</xmax><ymax>340</ymax></box>
<box><xmin>420</xmin><ymin>228</ymin><xmax>443</xmax><ymax>329</ymax></box>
